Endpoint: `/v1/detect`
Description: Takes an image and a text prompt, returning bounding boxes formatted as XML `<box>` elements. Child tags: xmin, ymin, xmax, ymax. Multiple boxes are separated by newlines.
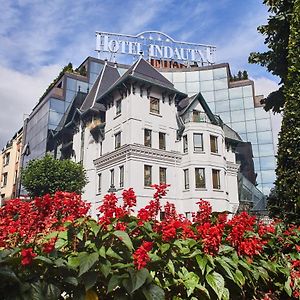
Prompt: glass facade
<box><xmin>162</xmin><ymin>67</ymin><xmax>276</xmax><ymax>194</ymax></box>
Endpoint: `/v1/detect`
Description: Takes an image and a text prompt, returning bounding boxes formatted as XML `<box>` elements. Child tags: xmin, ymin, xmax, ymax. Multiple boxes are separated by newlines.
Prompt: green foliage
<box><xmin>269</xmin><ymin>0</ymin><xmax>300</xmax><ymax>223</ymax></box>
<box><xmin>21</xmin><ymin>154</ymin><xmax>88</xmax><ymax>197</ymax></box>
<box><xmin>230</xmin><ymin>70</ymin><xmax>248</xmax><ymax>81</ymax></box>
<box><xmin>38</xmin><ymin>63</ymin><xmax>73</xmax><ymax>103</ymax></box>
<box><xmin>249</xmin><ymin>0</ymin><xmax>295</xmax><ymax>113</ymax></box>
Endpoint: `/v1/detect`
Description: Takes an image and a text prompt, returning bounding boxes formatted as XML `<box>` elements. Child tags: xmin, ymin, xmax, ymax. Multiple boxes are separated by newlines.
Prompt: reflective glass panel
<box><xmin>231</xmin><ymin>110</ymin><xmax>245</xmax><ymax>122</ymax></box>
<box><xmin>186</xmin><ymin>71</ymin><xmax>200</xmax><ymax>82</ymax></box>
<box><xmin>214</xmin><ymin>78</ymin><xmax>227</xmax><ymax>90</ymax></box>
<box><xmin>243</xmin><ymin>96</ymin><xmax>254</xmax><ymax>109</ymax></box>
<box><xmin>215</xmin><ymin>100</ymin><xmax>230</xmax><ymax>113</ymax></box>
<box><xmin>260</xmin><ymin>156</ymin><xmax>276</xmax><ymax>170</ymax></box>
<box><xmin>213</xmin><ymin>67</ymin><xmax>227</xmax><ymax>79</ymax></box>
<box><xmin>257</xmin><ymin>131</ymin><xmax>273</xmax><ymax>144</ymax></box>
<box><xmin>231</xmin><ymin>122</ymin><xmax>246</xmax><ymax>133</ymax></box>
<box><xmin>259</xmin><ymin>144</ymin><xmax>274</xmax><ymax>156</ymax></box>
<box><xmin>200</xmin><ymin>80</ymin><xmax>214</xmax><ymax>92</ymax></box>
<box><xmin>256</xmin><ymin>119</ymin><xmax>271</xmax><ymax>132</ymax></box>
<box><xmin>245</xmin><ymin>109</ymin><xmax>255</xmax><ymax>120</ymax></box>
<box><xmin>200</xmin><ymin>70</ymin><xmax>213</xmax><ymax>81</ymax></box>
<box><xmin>229</xmin><ymin>87</ymin><xmax>243</xmax><ymax>99</ymax></box>
<box><xmin>230</xmin><ymin>98</ymin><xmax>244</xmax><ymax>111</ymax></box>
<box><xmin>246</xmin><ymin>120</ymin><xmax>257</xmax><ymax>132</ymax></box>
<box><xmin>215</xmin><ymin>89</ymin><xmax>229</xmax><ymax>101</ymax></box>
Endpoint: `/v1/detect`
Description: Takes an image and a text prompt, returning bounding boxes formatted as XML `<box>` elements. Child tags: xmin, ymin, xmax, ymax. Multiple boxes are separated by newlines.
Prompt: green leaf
<box><xmin>99</xmin><ymin>246</ymin><xmax>106</xmax><ymax>258</ymax></box>
<box><xmin>68</xmin><ymin>256</ymin><xmax>80</xmax><ymax>269</ymax></box>
<box><xmin>131</xmin><ymin>268</ymin><xmax>149</xmax><ymax>292</ymax></box>
<box><xmin>55</xmin><ymin>238</ymin><xmax>67</xmax><ymax>249</ymax></box>
<box><xmin>100</xmin><ymin>261</ymin><xmax>111</xmax><ymax>278</ymax></box>
<box><xmin>81</xmin><ymin>271</ymin><xmax>98</xmax><ymax>291</ymax></box>
<box><xmin>106</xmin><ymin>247</ymin><xmax>122</xmax><ymax>260</ymax></box>
<box><xmin>167</xmin><ymin>259</ymin><xmax>175</xmax><ymax>276</ymax></box>
<box><xmin>34</xmin><ymin>256</ymin><xmax>53</xmax><ymax>265</ymax></box>
<box><xmin>222</xmin><ymin>288</ymin><xmax>230</xmax><ymax>300</ymax></box>
<box><xmin>64</xmin><ymin>276</ymin><xmax>78</xmax><ymax>286</ymax></box>
<box><xmin>215</xmin><ymin>257</ymin><xmax>234</xmax><ymax>281</ymax></box>
<box><xmin>160</xmin><ymin>243</ymin><xmax>170</xmax><ymax>254</ymax></box>
<box><xmin>234</xmin><ymin>270</ymin><xmax>245</xmax><ymax>287</ymax></box>
<box><xmin>196</xmin><ymin>255</ymin><xmax>207</xmax><ymax>275</ymax></box>
<box><xmin>184</xmin><ymin>272</ymin><xmax>199</xmax><ymax>297</ymax></box>
<box><xmin>206</xmin><ymin>271</ymin><xmax>225</xmax><ymax>299</ymax></box>
<box><xmin>113</xmin><ymin>231</ymin><xmax>133</xmax><ymax>251</ymax></box>
<box><xmin>79</xmin><ymin>252</ymin><xmax>99</xmax><ymax>276</ymax></box>
<box><xmin>107</xmin><ymin>274</ymin><xmax>128</xmax><ymax>293</ymax></box>
<box><xmin>142</xmin><ymin>284</ymin><xmax>165</xmax><ymax>300</ymax></box>
<box><xmin>284</xmin><ymin>277</ymin><xmax>292</xmax><ymax>297</ymax></box>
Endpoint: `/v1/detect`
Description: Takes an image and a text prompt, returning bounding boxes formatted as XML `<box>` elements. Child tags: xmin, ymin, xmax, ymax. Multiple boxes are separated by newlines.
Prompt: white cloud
<box><xmin>253</xmin><ymin>76</ymin><xmax>279</xmax><ymax>98</ymax></box>
<box><xmin>0</xmin><ymin>64</ymin><xmax>61</xmax><ymax>149</ymax></box>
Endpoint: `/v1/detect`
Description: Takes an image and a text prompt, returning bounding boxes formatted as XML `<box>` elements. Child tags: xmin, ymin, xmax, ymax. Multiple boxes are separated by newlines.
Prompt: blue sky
<box><xmin>0</xmin><ymin>0</ymin><xmax>279</xmax><ymax>148</ymax></box>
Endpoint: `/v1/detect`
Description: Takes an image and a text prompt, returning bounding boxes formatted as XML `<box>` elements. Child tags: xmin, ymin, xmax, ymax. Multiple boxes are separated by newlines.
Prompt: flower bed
<box><xmin>0</xmin><ymin>185</ymin><xmax>299</xmax><ymax>299</ymax></box>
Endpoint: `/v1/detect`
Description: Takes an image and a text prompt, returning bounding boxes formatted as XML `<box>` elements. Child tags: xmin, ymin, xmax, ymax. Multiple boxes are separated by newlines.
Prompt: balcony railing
<box><xmin>183</xmin><ymin>111</ymin><xmax>211</xmax><ymax>124</ymax></box>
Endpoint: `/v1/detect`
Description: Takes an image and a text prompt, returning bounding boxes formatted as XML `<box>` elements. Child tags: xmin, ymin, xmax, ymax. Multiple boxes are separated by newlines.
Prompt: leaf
<box><xmin>79</xmin><ymin>252</ymin><xmax>99</xmax><ymax>276</ymax></box>
<box><xmin>131</xmin><ymin>268</ymin><xmax>150</xmax><ymax>292</ymax></box>
<box><xmin>34</xmin><ymin>256</ymin><xmax>53</xmax><ymax>265</ymax></box>
<box><xmin>222</xmin><ymin>288</ymin><xmax>230</xmax><ymax>300</ymax></box>
<box><xmin>195</xmin><ymin>255</ymin><xmax>207</xmax><ymax>275</ymax></box>
<box><xmin>215</xmin><ymin>257</ymin><xmax>234</xmax><ymax>281</ymax></box>
<box><xmin>107</xmin><ymin>274</ymin><xmax>128</xmax><ymax>293</ymax></box>
<box><xmin>113</xmin><ymin>231</ymin><xmax>133</xmax><ymax>251</ymax></box>
<box><xmin>206</xmin><ymin>271</ymin><xmax>225</xmax><ymax>299</ymax></box>
<box><xmin>234</xmin><ymin>270</ymin><xmax>245</xmax><ymax>287</ymax></box>
<box><xmin>160</xmin><ymin>243</ymin><xmax>170</xmax><ymax>254</ymax></box>
<box><xmin>99</xmin><ymin>246</ymin><xmax>106</xmax><ymax>258</ymax></box>
<box><xmin>106</xmin><ymin>247</ymin><xmax>122</xmax><ymax>260</ymax></box>
<box><xmin>81</xmin><ymin>271</ymin><xmax>98</xmax><ymax>291</ymax></box>
<box><xmin>64</xmin><ymin>276</ymin><xmax>78</xmax><ymax>286</ymax></box>
<box><xmin>167</xmin><ymin>259</ymin><xmax>175</xmax><ymax>276</ymax></box>
<box><xmin>183</xmin><ymin>272</ymin><xmax>199</xmax><ymax>297</ymax></box>
<box><xmin>100</xmin><ymin>261</ymin><xmax>111</xmax><ymax>278</ymax></box>
<box><xmin>142</xmin><ymin>284</ymin><xmax>165</xmax><ymax>300</ymax></box>
<box><xmin>284</xmin><ymin>277</ymin><xmax>292</xmax><ymax>297</ymax></box>
<box><xmin>68</xmin><ymin>256</ymin><xmax>80</xmax><ymax>269</ymax></box>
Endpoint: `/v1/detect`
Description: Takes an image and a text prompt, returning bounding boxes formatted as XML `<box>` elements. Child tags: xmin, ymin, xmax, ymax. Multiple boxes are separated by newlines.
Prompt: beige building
<box><xmin>0</xmin><ymin>128</ymin><xmax>23</xmax><ymax>205</ymax></box>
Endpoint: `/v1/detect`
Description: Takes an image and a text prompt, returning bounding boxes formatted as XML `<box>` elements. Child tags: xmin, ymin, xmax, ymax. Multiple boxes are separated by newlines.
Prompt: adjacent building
<box><xmin>0</xmin><ymin>128</ymin><xmax>23</xmax><ymax>205</ymax></box>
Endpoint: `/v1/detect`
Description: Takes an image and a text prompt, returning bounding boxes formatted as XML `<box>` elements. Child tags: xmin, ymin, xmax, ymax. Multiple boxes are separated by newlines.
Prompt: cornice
<box><xmin>93</xmin><ymin>143</ymin><xmax>182</xmax><ymax>170</ymax></box>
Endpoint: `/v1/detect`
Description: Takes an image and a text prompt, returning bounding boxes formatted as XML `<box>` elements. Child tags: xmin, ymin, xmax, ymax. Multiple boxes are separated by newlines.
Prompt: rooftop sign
<box><xmin>95</xmin><ymin>31</ymin><xmax>216</xmax><ymax>66</ymax></box>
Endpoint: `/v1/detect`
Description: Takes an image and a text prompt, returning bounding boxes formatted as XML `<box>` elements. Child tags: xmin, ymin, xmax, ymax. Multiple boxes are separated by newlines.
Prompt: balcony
<box><xmin>183</xmin><ymin>111</ymin><xmax>211</xmax><ymax>124</ymax></box>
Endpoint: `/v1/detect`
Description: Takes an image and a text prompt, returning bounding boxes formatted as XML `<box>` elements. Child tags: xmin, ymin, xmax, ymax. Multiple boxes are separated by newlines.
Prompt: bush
<box><xmin>0</xmin><ymin>185</ymin><xmax>300</xmax><ymax>299</ymax></box>
<box><xmin>21</xmin><ymin>154</ymin><xmax>88</xmax><ymax>197</ymax></box>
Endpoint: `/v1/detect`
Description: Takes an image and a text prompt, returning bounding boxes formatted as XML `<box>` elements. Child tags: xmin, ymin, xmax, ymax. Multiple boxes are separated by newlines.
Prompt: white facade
<box><xmin>68</xmin><ymin>66</ymin><xmax>240</xmax><ymax>217</ymax></box>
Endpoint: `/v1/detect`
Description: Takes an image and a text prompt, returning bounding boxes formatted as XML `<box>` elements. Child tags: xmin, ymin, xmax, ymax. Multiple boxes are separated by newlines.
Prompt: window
<box><xmin>80</xmin><ymin>129</ymin><xmax>85</xmax><ymax>162</ymax></box>
<box><xmin>193</xmin><ymin>133</ymin><xmax>203</xmax><ymax>151</ymax></box>
<box><xmin>183</xmin><ymin>135</ymin><xmax>188</xmax><ymax>153</ymax></box>
<box><xmin>110</xmin><ymin>169</ymin><xmax>115</xmax><ymax>187</ymax></box>
<box><xmin>116</xmin><ymin>99</ymin><xmax>121</xmax><ymax>115</ymax></box>
<box><xmin>115</xmin><ymin>132</ymin><xmax>121</xmax><ymax>149</ymax></box>
<box><xmin>144</xmin><ymin>129</ymin><xmax>152</xmax><ymax>147</ymax></box>
<box><xmin>2</xmin><ymin>173</ymin><xmax>8</xmax><ymax>187</ymax></box>
<box><xmin>192</xmin><ymin>110</ymin><xmax>202</xmax><ymax>122</ymax></box>
<box><xmin>119</xmin><ymin>166</ymin><xmax>124</xmax><ymax>188</ymax></box>
<box><xmin>212</xmin><ymin>169</ymin><xmax>221</xmax><ymax>190</ymax></box>
<box><xmin>3</xmin><ymin>153</ymin><xmax>10</xmax><ymax>166</ymax></box>
<box><xmin>97</xmin><ymin>173</ymin><xmax>101</xmax><ymax>194</ymax></box>
<box><xmin>150</xmin><ymin>97</ymin><xmax>159</xmax><ymax>114</ymax></box>
<box><xmin>159</xmin><ymin>132</ymin><xmax>166</xmax><ymax>150</ymax></box>
<box><xmin>144</xmin><ymin>165</ymin><xmax>152</xmax><ymax>187</ymax></box>
<box><xmin>195</xmin><ymin>168</ymin><xmax>206</xmax><ymax>188</ymax></box>
<box><xmin>184</xmin><ymin>169</ymin><xmax>189</xmax><ymax>189</ymax></box>
<box><xmin>159</xmin><ymin>167</ymin><xmax>167</xmax><ymax>184</ymax></box>
<box><xmin>210</xmin><ymin>135</ymin><xmax>218</xmax><ymax>153</ymax></box>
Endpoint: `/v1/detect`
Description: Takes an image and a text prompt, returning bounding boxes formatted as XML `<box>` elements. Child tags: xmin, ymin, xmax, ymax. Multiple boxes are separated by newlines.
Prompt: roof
<box><xmin>223</xmin><ymin>123</ymin><xmax>243</xmax><ymax>142</ymax></box>
<box><xmin>80</xmin><ymin>63</ymin><xmax>120</xmax><ymax>112</ymax></box>
<box><xmin>178</xmin><ymin>92</ymin><xmax>220</xmax><ymax>125</ymax></box>
<box><xmin>96</xmin><ymin>57</ymin><xmax>187</xmax><ymax>102</ymax></box>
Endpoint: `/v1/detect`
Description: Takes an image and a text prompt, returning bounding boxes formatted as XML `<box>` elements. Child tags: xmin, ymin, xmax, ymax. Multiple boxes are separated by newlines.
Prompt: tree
<box><xmin>248</xmin><ymin>0</ymin><xmax>294</xmax><ymax>113</ymax></box>
<box><xmin>268</xmin><ymin>0</ymin><xmax>300</xmax><ymax>223</ymax></box>
<box><xmin>21</xmin><ymin>154</ymin><xmax>88</xmax><ymax>197</ymax></box>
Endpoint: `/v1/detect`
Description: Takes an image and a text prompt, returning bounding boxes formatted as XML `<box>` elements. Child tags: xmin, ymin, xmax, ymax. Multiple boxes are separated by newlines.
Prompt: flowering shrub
<box><xmin>0</xmin><ymin>185</ymin><xmax>300</xmax><ymax>299</ymax></box>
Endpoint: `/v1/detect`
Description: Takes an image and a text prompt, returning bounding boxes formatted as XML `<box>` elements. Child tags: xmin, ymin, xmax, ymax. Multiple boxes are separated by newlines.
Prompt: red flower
<box><xmin>21</xmin><ymin>248</ymin><xmax>36</xmax><ymax>266</ymax></box>
<box><xmin>133</xmin><ymin>241</ymin><xmax>153</xmax><ymax>270</ymax></box>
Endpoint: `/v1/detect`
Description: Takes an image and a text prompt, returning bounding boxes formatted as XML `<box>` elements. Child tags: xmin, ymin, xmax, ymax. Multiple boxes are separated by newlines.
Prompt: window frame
<box><xmin>115</xmin><ymin>132</ymin><xmax>121</xmax><ymax>149</ymax></box>
<box><xmin>110</xmin><ymin>169</ymin><xmax>115</xmax><ymax>187</ymax></box>
<box><xmin>97</xmin><ymin>173</ymin><xmax>102</xmax><ymax>194</ymax></box>
<box><xmin>119</xmin><ymin>165</ymin><xmax>124</xmax><ymax>188</ymax></box>
<box><xmin>195</xmin><ymin>168</ymin><xmax>206</xmax><ymax>189</ymax></box>
<box><xmin>116</xmin><ymin>99</ymin><xmax>122</xmax><ymax>116</ymax></box>
<box><xmin>210</xmin><ymin>135</ymin><xmax>218</xmax><ymax>153</ymax></box>
<box><xmin>150</xmin><ymin>97</ymin><xmax>160</xmax><ymax>114</ymax></box>
<box><xmin>212</xmin><ymin>169</ymin><xmax>221</xmax><ymax>190</ymax></box>
<box><xmin>159</xmin><ymin>167</ymin><xmax>167</xmax><ymax>184</ymax></box>
<box><xmin>144</xmin><ymin>165</ymin><xmax>152</xmax><ymax>187</ymax></box>
<box><xmin>159</xmin><ymin>132</ymin><xmax>166</xmax><ymax>150</ymax></box>
<box><xmin>193</xmin><ymin>133</ymin><xmax>204</xmax><ymax>152</ymax></box>
<box><xmin>184</xmin><ymin>169</ymin><xmax>189</xmax><ymax>190</ymax></box>
<box><xmin>144</xmin><ymin>129</ymin><xmax>152</xmax><ymax>147</ymax></box>
<box><xmin>183</xmin><ymin>135</ymin><xmax>188</xmax><ymax>153</ymax></box>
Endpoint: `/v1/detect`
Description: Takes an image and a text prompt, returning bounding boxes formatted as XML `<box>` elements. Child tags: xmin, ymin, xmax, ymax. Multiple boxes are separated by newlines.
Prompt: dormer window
<box><xmin>150</xmin><ymin>97</ymin><xmax>159</xmax><ymax>114</ymax></box>
<box><xmin>116</xmin><ymin>99</ymin><xmax>121</xmax><ymax>116</ymax></box>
